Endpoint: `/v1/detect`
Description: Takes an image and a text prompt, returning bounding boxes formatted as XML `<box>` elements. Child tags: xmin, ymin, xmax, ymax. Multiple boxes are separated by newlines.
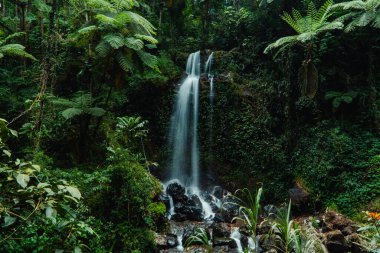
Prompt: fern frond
<box><xmin>137</xmin><ymin>50</ymin><xmax>158</xmax><ymax>71</ymax></box>
<box><xmin>96</xmin><ymin>40</ymin><xmax>113</xmax><ymax>57</ymax></box>
<box><xmin>32</xmin><ymin>0</ymin><xmax>52</xmax><ymax>13</ymax></box>
<box><xmin>333</xmin><ymin>0</ymin><xmax>365</xmax><ymax>11</ymax></box>
<box><xmin>85</xmin><ymin>107</ymin><xmax>106</xmax><ymax>117</ymax></box>
<box><xmin>317</xmin><ymin>0</ymin><xmax>334</xmax><ymax>21</ymax></box>
<box><xmin>373</xmin><ymin>12</ymin><xmax>380</xmax><ymax>28</ymax></box>
<box><xmin>104</xmin><ymin>33</ymin><xmax>125</xmax><ymax>49</ymax></box>
<box><xmin>95</xmin><ymin>14</ymin><xmax>118</xmax><ymax>27</ymax></box>
<box><xmin>134</xmin><ymin>34</ymin><xmax>158</xmax><ymax>44</ymax></box>
<box><xmin>307</xmin><ymin>1</ymin><xmax>319</xmax><ymax>22</ymax></box>
<box><xmin>124</xmin><ymin>37</ymin><xmax>144</xmax><ymax>50</ymax></box>
<box><xmin>357</xmin><ymin>12</ymin><xmax>375</xmax><ymax>27</ymax></box>
<box><xmin>116</xmin><ymin>11</ymin><xmax>156</xmax><ymax>35</ymax></box>
<box><xmin>0</xmin><ymin>44</ymin><xmax>36</xmax><ymax>60</ymax></box>
<box><xmin>72</xmin><ymin>92</ymin><xmax>93</xmax><ymax>108</ymax></box>
<box><xmin>281</xmin><ymin>12</ymin><xmax>302</xmax><ymax>34</ymax></box>
<box><xmin>110</xmin><ymin>0</ymin><xmax>135</xmax><ymax>10</ymax></box>
<box><xmin>116</xmin><ymin>52</ymin><xmax>134</xmax><ymax>72</ymax></box>
<box><xmin>88</xmin><ymin>0</ymin><xmax>115</xmax><ymax>12</ymax></box>
<box><xmin>0</xmin><ymin>32</ymin><xmax>25</xmax><ymax>46</ymax></box>
<box><xmin>264</xmin><ymin>35</ymin><xmax>299</xmax><ymax>53</ymax></box>
<box><xmin>77</xmin><ymin>25</ymin><xmax>98</xmax><ymax>35</ymax></box>
<box><xmin>318</xmin><ymin>20</ymin><xmax>343</xmax><ymax>32</ymax></box>
<box><xmin>62</xmin><ymin>108</ymin><xmax>83</xmax><ymax>120</ymax></box>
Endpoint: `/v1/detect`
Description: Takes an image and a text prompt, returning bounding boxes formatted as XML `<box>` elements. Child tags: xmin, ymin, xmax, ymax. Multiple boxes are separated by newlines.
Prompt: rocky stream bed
<box><xmin>154</xmin><ymin>181</ymin><xmax>367</xmax><ymax>253</ymax></box>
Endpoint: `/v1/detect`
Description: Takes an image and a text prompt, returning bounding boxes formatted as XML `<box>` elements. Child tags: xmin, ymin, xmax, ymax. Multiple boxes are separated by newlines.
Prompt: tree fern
<box><xmin>71</xmin><ymin>0</ymin><xmax>159</xmax><ymax>75</ymax></box>
<box><xmin>265</xmin><ymin>0</ymin><xmax>342</xmax><ymax>98</ymax></box>
<box><xmin>52</xmin><ymin>92</ymin><xmax>106</xmax><ymax>120</ymax></box>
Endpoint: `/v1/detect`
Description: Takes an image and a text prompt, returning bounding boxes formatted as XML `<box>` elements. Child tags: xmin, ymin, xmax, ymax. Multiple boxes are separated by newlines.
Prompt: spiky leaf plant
<box><xmin>265</xmin><ymin>0</ymin><xmax>343</xmax><ymax>98</ymax></box>
<box><xmin>225</xmin><ymin>186</ymin><xmax>263</xmax><ymax>253</ymax></box>
<box><xmin>184</xmin><ymin>228</ymin><xmax>212</xmax><ymax>253</ymax></box>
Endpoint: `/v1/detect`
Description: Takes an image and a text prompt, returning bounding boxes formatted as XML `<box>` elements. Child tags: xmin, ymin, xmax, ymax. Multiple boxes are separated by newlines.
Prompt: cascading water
<box><xmin>166</xmin><ymin>51</ymin><xmax>217</xmax><ymax>221</ymax></box>
<box><xmin>169</xmin><ymin>51</ymin><xmax>201</xmax><ymax>188</ymax></box>
<box><xmin>230</xmin><ymin>227</ymin><xmax>243</xmax><ymax>253</ymax></box>
<box><xmin>205</xmin><ymin>52</ymin><xmax>214</xmax><ymax>101</ymax></box>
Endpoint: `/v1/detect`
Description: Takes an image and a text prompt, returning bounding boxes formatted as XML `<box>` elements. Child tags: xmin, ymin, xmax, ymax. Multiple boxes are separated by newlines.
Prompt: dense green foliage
<box><xmin>0</xmin><ymin>0</ymin><xmax>380</xmax><ymax>251</ymax></box>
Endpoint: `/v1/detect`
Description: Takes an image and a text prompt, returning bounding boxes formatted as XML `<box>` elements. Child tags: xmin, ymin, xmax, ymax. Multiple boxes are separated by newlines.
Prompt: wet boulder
<box><xmin>155</xmin><ymin>233</ymin><xmax>179</xmax><ymax>249</ymax></box>
<box><xmin>166</xmin><ymin>182</ymin><xmax>186</xmax><ymax>202</ymax></box>
<box><xmin>172</xmin><ymin>195</ymin><xmax>204</xmax><ymax>221</ymax></box>
<box><xmin>289</xmin><ymin>187</ymin><xmax>310</xmax><ymax>205</ymax></box>
<box><xmin>263</xmin><ymin>205</ymin><xmax>278</xmax><ymax>219</ymax></box>
<box><xmin>220</xmin><ymin>195</ymin><xmax>239</xmax><ymax>223</ymax></box>
<box><xmin>211</xmin><ymin>222</ymin><xmax>230</xmax><ymax>237</ymax></box>
<box><xmin>212</xmin><ymin>186</ymin><xmax>224</xmax><ymax>199</ymax></box>
<box><xmin>213</xmin><ymin>237</ymin><xmax>237</xmax><ymax>248</ymax></box>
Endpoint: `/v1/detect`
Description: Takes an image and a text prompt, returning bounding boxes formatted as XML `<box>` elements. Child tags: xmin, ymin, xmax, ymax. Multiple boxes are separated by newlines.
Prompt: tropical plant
<box><xmin>324</xmin><ymin>90</ymin><xmax>359</xmax><ymax>110</ymax></box>
<box><xmin>332</xmin><ymin>0</ymin><xmax>380</xmax><ymax>31</ymax></box>
<box><xmin>271</xmin><ymin>201</ymin><xmax>294</xmax><ymax>253</ymax></box>
<box><xmin>264</xmin><ymin>0</ymin><xmax>343</xmax><ymax>98</ymax></box>
<box><xmin>184</xmin><ymin>228</ymin><xmax>212</xmax><ymax>253</ymax></box>
<box><xmin>71</xmin><ymin>0</ymin><xmax>159</xmax><ymax>88</ymax></box>
<box><xmin>0</xmin><ymin>120</ymin><xmax>97</xmax><ymax>252</ymax></box>
<box><xmin>52</xmin><ymin>92</ymin><xmax>106</xmax><ymax>120</ymax></box>
<box><xmin>227</xmin><ymin>186</ymin><xmax>263</xmax><ymax>252</ymax></box>
<box><xmin>271</xmin><ymin>201</ymin><xmax>326</xmax><ymax>253</ymax></box>
<box><xmin>116</xmin><ymin>116</ymin><xmax>148</xmax><ymax>139</ymax></box>
<box><xmin>0</xmin><ymin>31</ymin><xmax>36</xmax><ymax>60</ymax></box>
<box><xmin>357</xmin><ymin>211</ymin><xmax>380</xmax><ymax>252</ymax></box>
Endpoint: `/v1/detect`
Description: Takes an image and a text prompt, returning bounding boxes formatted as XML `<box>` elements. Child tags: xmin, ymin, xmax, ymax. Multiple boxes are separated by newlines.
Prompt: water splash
<box><xmin>231</xmin><ymin>227</ymin><xmax>243</xmax><ymax>253</ymax></box>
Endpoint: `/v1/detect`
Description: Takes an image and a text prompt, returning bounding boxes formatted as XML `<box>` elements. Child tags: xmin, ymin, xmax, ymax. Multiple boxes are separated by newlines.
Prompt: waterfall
<box><xmin>169</xmin><ymin>51</ymin><xmax>201</xmax><ymax>188</ymax></box>
<box><xmin>167</xmin><ymin>51</ymin><xmax>217</xmax><ymax>222</ymax></box>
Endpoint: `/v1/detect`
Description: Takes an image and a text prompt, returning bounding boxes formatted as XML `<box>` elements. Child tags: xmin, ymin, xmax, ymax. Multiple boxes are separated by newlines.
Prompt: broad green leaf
<box><xmin>65</xmin><ymin>186</ymin><xmax>82</xmax><ymax>199</ymax></box>
<box><xmin>2</xmin><ymin>216</ymin><xmax>16</xmax><ymax>227</ymax></box>
<box><xmin>45</xmin><ymin>206</ymin><xmax>57</xmax><ymax>219</ymax></box>
<box><xmin>16</xmin><ymin>173</ymin><xmax>30</xmax><ymax>188</ymax></box>
<box><xmin>3</xmin><ymin>150</ymin><xmax>11</xmax><ymax>157</ymax></box>
<box><xmin>32</xmin><ymin>164</ymin><xmax>41</xmax><ymax>172</ymax></box>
